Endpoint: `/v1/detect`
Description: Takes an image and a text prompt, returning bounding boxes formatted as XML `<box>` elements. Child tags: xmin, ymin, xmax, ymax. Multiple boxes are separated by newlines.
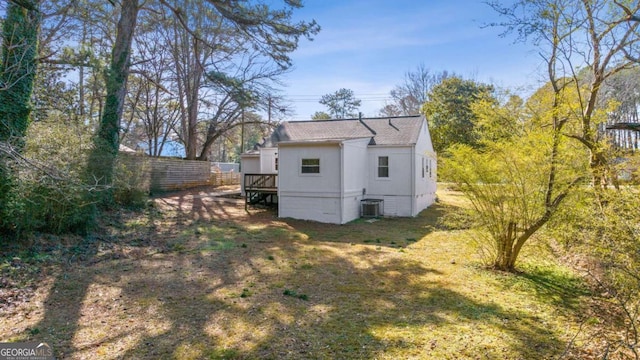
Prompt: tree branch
<box><xmin>614</xmin><ymin>0</ymin><xmax>640</xmax><ymax>22</ymax></box>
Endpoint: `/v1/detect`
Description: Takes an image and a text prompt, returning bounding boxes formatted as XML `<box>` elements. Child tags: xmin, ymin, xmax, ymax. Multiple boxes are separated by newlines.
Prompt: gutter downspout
<box><xmin>339</xmin><ymin>142</ymin><xmax>344</xmax><ymax>224</ymax></box>
<box><xmin>411</xmin><ymin>144</ymin><xmax>416</xmax><ymax>216</ymax></box>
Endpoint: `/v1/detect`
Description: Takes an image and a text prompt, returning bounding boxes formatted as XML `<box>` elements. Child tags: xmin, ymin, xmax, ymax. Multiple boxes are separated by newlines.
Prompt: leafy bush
<box><xmin>8</xmin><ymin>175</ymin><xmax>95</xmax><ymax>235</ymax></box>
<box><xmin>0</xmin><ymin>121</ymin><xmax>96</xmax><ymax>239</ymax></box>
<box><xmin>0</xmin><ymin>119</ymin><xmax>153</xmax><ymax>240</ymax></box>
<box><xmin>113</xmin><ymin>154</ymin><xmax>149</xmax><ymax>209</ymax></box>
<box><xmin>550</xmin><ymin>188</ymin><xmax>640</xmax><ymax>358</ymax></box>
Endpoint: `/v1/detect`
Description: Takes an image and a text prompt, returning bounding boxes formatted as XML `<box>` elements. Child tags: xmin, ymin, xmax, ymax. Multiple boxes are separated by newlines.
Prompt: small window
<box><xmin>425</xmin><ymin>158</ymin><xmax>429</xmax><ymax>177</ymax></box>
<box><xmin>275</xmin><ymin>157</ymin><xmax>278</xmax><ymax>171</ymax></box>
<box><xmin>422</xmin><ymin>157</ymin><xmax>425</xmax><ymax>178</ymax></box>
<box><xmin>378</xmin><ymin>156</ymin><xmax>389</xmax><ymax>178</ymax></box>
<box><xmin>301</xmin><ymin>158</ymin><xmax>320</xmax><ymax>174</ymax></box>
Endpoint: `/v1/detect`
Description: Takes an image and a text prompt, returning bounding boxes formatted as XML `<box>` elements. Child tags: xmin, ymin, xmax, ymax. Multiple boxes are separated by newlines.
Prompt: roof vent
<box><xmin>388</xmin><ymin>118</ymin><xmax>399</xmax><ymax>131</ymax></box>
<box><xmin>358</xmin><ymin>112</ymin><xmax>377</xmax><ymax>136</ymax></box>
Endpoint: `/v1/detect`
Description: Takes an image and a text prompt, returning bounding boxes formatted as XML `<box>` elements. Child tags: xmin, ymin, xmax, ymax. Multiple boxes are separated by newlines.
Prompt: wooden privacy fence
<box><xmin>150</xmin><ymin>157</ymin><xmax>211</xmax><ymax>191</ymax></box>
<box><xmin>210</xmin><ymin>172</ymin><xmax>241</xmax><ymax>186</ymax></box>
<box><xmin>118</xmin><ymin>154</ymin><xmax>217</xmax><ymax>192</ymax></box>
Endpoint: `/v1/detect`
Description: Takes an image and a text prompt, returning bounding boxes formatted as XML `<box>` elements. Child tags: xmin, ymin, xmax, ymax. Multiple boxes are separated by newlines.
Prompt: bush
<box><xmin>442</xmin><ymin>129</ymin><xmax>585</xmax><ymax>271</ymax></box>
<box><xmin>550</xmin><ymin>188</ymin><xmax>640</xmax><ymax>358</ymax></box>
<box><xmin>113</xmin><ymin>154</ymin><xmax>149</xmax><ymax>209</ymax></box>
<box><xmin>1</xmin><ymin>120</ymin><xmax>151</xmax><ymax>239</ymax></box>
<box><xmin>7</xmin><ymin>175</ymin><xmax>95</xmax><ymax>235</ymax></box>
<box><xmin>0</xmin><ymin>121</ymin><xmax>96</xmax><ymax>239</ymax></box>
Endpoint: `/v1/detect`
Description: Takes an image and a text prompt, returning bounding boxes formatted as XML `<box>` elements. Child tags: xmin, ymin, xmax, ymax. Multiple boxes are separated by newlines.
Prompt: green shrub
<box><xmin>550</xmin><ymin>188</ymin><xmax>640</xmax><ymax>358</ymax></box>
<box><xmin>113</xmin><ymin>155</ymin><xmax>149</xmax><ymax>209</ymax></box>
<box><xmin>0</xmin><ymin>119</ymin><xmax>148</xmax><ymax>238</ymax></box>
<box><xmin>0</xmin><ymin>121</ymin><xmax>96</xmax><ymax>238</ymax></box>
<box><xmin>1</xmin><ymin>169</ymin><xmax>95</xmax><ymax>237</ymax></box>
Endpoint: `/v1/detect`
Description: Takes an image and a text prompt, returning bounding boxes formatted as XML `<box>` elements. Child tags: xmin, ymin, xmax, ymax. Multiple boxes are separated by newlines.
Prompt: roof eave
<box><xmin>277</xmin><ymin>137</ymin><xmax>372</xmax><ymax>147</ymax></box>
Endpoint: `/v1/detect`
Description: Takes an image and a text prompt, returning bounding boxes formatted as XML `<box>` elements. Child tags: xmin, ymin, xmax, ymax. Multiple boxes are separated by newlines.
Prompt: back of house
<box><xmin>241</xmin><ymin>115</ymin><xmax>437</xmax><ymax>224</ymax></box>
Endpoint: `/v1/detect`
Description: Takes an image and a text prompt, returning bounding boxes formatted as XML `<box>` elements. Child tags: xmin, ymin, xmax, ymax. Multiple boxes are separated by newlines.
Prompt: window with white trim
<box><xmin>378</xmin><ymin>156</ymin><xmax>389</xmax><ymax>178</ymax></box>
<box><xmin>301</xmin><ymin>158</ymin><xmax>320</xmax><ymax>174</ymax></box>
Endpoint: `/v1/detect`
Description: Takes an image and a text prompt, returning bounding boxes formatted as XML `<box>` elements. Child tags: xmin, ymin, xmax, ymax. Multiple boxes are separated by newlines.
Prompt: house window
<box><xmin>301</xmin><ymin>158</ymin><xmax>320</xmax><ymax>174</ymax></box>
<box><xmin>275</xmin><ymin>157</ymin><xmax>278</xmax><ymax>171</ymax></box>
<box><xmin>378</xmin><ymin>156</ymin><xmax>389</xmax><ymax>178</ymax></box>
<box><xmin>425</xmin><ymin>158</ymin><xmax>429</xmax><ymax>178</ymax></box>
<box><xmin>422</xmin><ymin>157</ymin><xmax>425</xmax><ymax>178</ymax></box>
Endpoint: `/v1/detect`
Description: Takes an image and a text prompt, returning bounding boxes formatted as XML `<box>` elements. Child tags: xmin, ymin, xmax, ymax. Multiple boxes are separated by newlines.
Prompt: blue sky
<box><xmin>277</xmin><ymin>0</ymin><xmax>544</xmax><ymax>120</ymax></box>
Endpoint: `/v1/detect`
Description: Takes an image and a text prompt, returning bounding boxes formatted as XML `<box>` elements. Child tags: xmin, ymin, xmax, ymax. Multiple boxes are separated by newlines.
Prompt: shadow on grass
<box><xmin>109</xmin><ymin>241</ymin><xmax>564</xmax><ymax>359</ymax></box>
<box><xmin>273</xmin><ymin>202</ymin><xmax>451</xmax><ymax>250</ymax></box>
<box><xmin>23</xmin><ymin>235</ymin><xmax>102</xmax><ymax>358</ymax></box>
<box><xmin>20</xmin><ymin>194</ymin><xmax>568</xmax><ymax>359</ymax></box>
<box><xmin>512</xmin><ymin>263</ymin><xmax>591</xmax><ymax>311</ymax></box>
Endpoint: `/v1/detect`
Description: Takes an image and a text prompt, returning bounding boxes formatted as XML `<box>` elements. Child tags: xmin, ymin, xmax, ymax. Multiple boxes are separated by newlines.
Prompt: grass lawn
<box><xmin>0</xmin><ymin>185</ymin><xmax>602</xmax><ymax>359</ymax></box>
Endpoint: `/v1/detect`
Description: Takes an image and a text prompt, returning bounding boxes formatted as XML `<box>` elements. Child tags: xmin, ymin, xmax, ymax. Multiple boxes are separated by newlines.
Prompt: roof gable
<box><xmin>264</xmin><ymin>115</ymin><xmax>425</xmax><ymax>147</ymax></box>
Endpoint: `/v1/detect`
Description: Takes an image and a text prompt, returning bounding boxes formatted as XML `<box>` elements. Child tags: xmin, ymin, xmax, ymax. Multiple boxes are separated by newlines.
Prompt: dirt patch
<box><xmin>153</xmin><ymin>185</ymin><xmax>273</xmax><ymax>223</ymax></box>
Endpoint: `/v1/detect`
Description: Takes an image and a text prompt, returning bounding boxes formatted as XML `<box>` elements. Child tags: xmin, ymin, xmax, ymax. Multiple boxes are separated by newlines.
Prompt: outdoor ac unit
<box><xmin>361</xmin><ymin>199</ymin><xmax>383</xmax><ymax>218</ymax></box>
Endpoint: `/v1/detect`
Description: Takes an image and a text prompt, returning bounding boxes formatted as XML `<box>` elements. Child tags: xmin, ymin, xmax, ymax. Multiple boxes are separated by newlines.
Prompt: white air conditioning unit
<box><xmin>361</xmin><ymin>199</ymin><xmax>383</xmax><ymax>218</ymax></box>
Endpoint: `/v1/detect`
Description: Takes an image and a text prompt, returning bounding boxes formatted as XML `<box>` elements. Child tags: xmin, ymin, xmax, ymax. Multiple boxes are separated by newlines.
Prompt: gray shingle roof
<box><xmin>263</xmin><ymin>115</ymin><xmax>424</xmax><ymax>147</ymax></box>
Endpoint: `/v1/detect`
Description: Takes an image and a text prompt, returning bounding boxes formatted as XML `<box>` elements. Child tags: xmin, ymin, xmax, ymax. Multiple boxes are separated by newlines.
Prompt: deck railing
<box><xmin>244</xmin><ymin>173</ymin><xmax>278</xmax><ymax>190</ymax></box>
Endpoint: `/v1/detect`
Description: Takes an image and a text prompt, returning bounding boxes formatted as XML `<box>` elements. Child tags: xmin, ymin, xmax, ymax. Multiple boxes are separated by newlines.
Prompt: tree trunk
<box><xmin>0</xmin><ymin>0</ymin><xmax>40</xmax><ymax>233</ymax></box>
<box><xmin>184</xmin><ymin>37</ymin><xmax>203</xmax><ymax>160</ymax></box>
<box><xmin>86</xmin><ymin>0</ymin><xmax>139</xmax><ymax>204</ymax></box>
<box><xmin>0</xmin><ymin>0</ymin><xmax>40</xmax><ymax>149</ymax></box>
<box><xmin>493</xmin><ymin>222</ymin><xmax>516</xmax><ymax>271</ymax></box>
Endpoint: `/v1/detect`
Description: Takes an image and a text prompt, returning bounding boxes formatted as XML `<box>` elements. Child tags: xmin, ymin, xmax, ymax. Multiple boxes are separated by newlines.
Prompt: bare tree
<box><xmin>155</xmin><ymin>2</ymin><xmax>293</xmax><ymax>160</ymax></box>
<box><xmin>122</xmin><ymin>30</ymin><xmax>180</xmax><ymax>157</ymax></box>
<box><xmin>490</xmin><ymin>0</ymin><xmax>640</xmax><ymax>190</ymax></box>
<box><xmin>86</xmin><ymin>0</ymin><xmax>319</xmax><ymax>202</ymax></box>
<box><xmin>382</xmin><ymin>64</ymin><xmax>451</xmax><ymax>116</ymax></box>
<box><xmin>601</xmin><ymin>68</ymin><xmax>640</xmax><ymax>150</ymax></box>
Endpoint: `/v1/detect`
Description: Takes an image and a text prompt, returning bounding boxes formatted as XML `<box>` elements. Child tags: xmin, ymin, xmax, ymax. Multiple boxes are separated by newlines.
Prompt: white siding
<box><xmin>366</xmin><ymin>146</ymin><xmax>413</xmax><ymax>216</ymax></box>
<box><xmin>240</xmin><ymin>156</ymin><xmax>260</xmax><ymax>195</ymax></box>
<box><xmin>277</xmin><ymin>138</ymin><xmax>369</xmax><ymax>224</ymax></box>
<box><xmin>278</xmin><ymin>195</ymin><xmax>341</xmax><ymax>223</ymax></box>
<box><xmin>341</xmin><ymin>138</ymin><xmax>370</xmax><ymax>223</ymax></box>
<box><xmin>381</xmin><ymin>196</ymin><xmax>412</xmax><ymax>217</ymax></box>
<box><xmin>260</xmin><ymin>147</ymin><xmax>278</xmax><ymax>173</ymax></box>
<box><xmin>241</xmin><ymin>156</ymin><xmax>260</xmax><ymax>174</ymax></box>
<box><xmin>278</xmin><ymin>143</ymin><xmax>343</xmax><ymax>224</ymax></box>
<box><xmin>362</xmin><ymin>119</ymin><xmax>436</xmax><ymax>217</ymax></box>
<box><xmin>413</xmin><ymin>120</ymin><xmax>437</xmax><ymax>215</ymax></box>
<box><xmin>278</xmin><ymin>145</ymin><xmax>341</xmax><ymax>193</ymax></box>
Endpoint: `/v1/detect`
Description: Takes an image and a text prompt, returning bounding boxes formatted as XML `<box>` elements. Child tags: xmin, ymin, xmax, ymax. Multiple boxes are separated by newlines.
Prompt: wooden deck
<box><xmin>244</xmin><ymin>174</ymin><xmax>278</xmax><ymax>209</ymax></box>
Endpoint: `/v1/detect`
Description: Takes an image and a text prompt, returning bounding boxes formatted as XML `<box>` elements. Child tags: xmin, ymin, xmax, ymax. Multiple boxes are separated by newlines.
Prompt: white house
<box><xmin>240</xmin><ymin>115</ymin><xmax>437</xmax><ymax>224</ymax></box>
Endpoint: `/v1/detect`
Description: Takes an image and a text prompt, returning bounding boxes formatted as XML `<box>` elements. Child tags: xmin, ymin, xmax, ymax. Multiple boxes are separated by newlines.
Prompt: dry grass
<box><xmin>0</xmin><ymin>185</ymin><xmax>600</xmax><ymax>359</ymax></box>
